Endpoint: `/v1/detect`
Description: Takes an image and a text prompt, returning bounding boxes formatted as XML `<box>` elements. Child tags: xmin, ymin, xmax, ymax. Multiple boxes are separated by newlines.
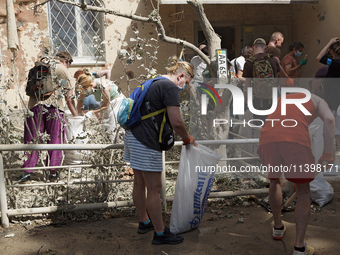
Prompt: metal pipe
<box><xmin>161</xmin><ymin>151</ymin><xmax>167</xmax><ymax>210</ymax></box>
<box><xmin>6</xmin><ymin>179</ymin><xmax>134</xmax><ymax>188</ymax></box>
<box><xmin>236</xmin><ymin>147</ymin><xmax>256</xmax><ymax>157</ymax></box>
<box><xmin>5</xmin><ymin>187</ymin><xmax>290</xmax><ymax>217</ymax></box>
<box><xmin>4</xmin><ymin>163</ymin><xmax>128</xmax><ymax>172</ymax></box>
<box><xmin>6</xmin><ymin>200</ymin><xmax>135</xmax><ymax>216</ymax></box>
<box><xmin>1</xmin><ymin>139</ymin><xmax>262</xmax><ymax>228</ymax></box>
<box><xmin>0</xmin><ymin>155</ymin><xmax>9</xmax><ymax>228</ymax></box>
<box><xmin>0</xmin><ymin>139</ymin><xmax>259</xmax><ymax>151</ymax></box>
<box><xmin>207</xmin><ymin>187</ymin><xmax>289</xmax><ymax>198</ymax></box>
<box><xmin>0</xmin><ymin>143</ymin><xmax>124</xmax><ymax>151</ymax></box>
<box><xmin>165</xmin><ymin>187</ymin><xmax>290</xmax><ymax>201</ymax></box>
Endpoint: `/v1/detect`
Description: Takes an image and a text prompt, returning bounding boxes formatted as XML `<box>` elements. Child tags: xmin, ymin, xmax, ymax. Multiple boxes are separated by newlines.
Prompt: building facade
<box><xmin>0</xmin><ymin>0</ymin><xmax>337</xmax><ymax>109</ymax></box>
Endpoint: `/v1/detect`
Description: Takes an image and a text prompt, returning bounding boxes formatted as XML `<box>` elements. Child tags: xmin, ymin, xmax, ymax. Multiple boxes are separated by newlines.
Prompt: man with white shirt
<box><xmin>190</xmin><ymin>44</ymin><xmax>209</xmax><ymax>83</ymax></box>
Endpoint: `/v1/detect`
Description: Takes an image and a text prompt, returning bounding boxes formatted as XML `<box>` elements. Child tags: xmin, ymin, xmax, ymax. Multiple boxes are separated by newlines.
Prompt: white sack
<box><xmin>310</xmin><ymin>173</ymin><xmax>334</xmax><ymax>207</ymax></box>
<box><xmin>170</xmin><ymin>144</ymin><xmax>222</xmax><ymax>234</ymax></box>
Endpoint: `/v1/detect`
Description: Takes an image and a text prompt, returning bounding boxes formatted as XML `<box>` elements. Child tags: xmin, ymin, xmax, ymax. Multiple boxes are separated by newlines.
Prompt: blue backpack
<box><xmin>117</xmin><ymin>76</ymin><xmax>169</xmax><ymax>130</ymax></box>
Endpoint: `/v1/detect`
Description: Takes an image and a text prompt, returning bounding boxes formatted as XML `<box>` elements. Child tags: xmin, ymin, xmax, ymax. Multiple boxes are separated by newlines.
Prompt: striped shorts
<box><xmin>123</xmin><ymin>130</ymin><xmax>163</xmax><ymax>172</ymax></box>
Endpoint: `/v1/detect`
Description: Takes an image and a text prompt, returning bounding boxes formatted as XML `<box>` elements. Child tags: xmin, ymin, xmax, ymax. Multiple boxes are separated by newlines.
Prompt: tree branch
<box><xmin>187</xmin><ymin>0</ymin><xmax>220</xmax><ymax>76</ymax></box>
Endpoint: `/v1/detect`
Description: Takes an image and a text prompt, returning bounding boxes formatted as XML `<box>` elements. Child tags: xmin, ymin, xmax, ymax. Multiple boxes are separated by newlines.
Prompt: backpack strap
<box><xmin>233</xmin><ymin>58</ymin><xmax>238</xmax><ymax>74</ymax></box>
<box><xmin>141</xmin><ymin>76</ymin><xmax>170</xmax><ymax>142</ymax></box>
<box><xmin>248</xmin><ymin>56</ymin><xmax>255</xmax><ymax>63</ymax></box>
<box><xmin>141</xmin><ymin>108</ymin><xmax>166</xmax><ymax>121</ymax></box>
<box><xmin>158</xmin><ymin>110</ymin><xmax>167</xmax><ymax>143</ymax></box>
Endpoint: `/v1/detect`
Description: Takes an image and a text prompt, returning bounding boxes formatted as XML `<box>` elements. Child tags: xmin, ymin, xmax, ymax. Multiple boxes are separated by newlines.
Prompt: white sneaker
<box><xmin>293</xmin><ymin>243</ymin><xmax>315</xmax><ymax>255</ymax></box>
<box><xmin>272</xmin><ymin>225</ymin><xmax>286</xmax><ymax>240</ymax></box>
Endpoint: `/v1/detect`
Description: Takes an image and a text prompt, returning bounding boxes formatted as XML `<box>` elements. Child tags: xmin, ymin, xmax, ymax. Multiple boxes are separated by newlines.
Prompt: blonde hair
<box><xmin>166</xmin><ymin>56</ymin><xmax>194</xmax><ymax>78</ymax></box>
<box><xmin>76</xmin><ymin>69</ymin><xmax>92</xmax><ymax>90</ymax></box>
<box><xmin>270</xmin><ymin>32</ymin><xmax>284</xmax><ymax>42</ymax></box>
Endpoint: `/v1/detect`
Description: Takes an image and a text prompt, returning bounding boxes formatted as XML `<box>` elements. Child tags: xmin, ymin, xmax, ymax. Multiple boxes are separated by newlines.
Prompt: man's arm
<box><xmin>313</xmin><ymin>95</ymin><xmax>335</xmax><ymax>153</ymax></box>
<box><xmin>237</xmin><ymin>70</ymin><xmax>245</xmax><ymax>82</ymax></box>
<box><xmin>273</xmin><ymin>56</ymin><xmax>289</xmax><ymax>78</ymax></box>
<box><xmin>65</xmin><ymin>89</ymin><xmax>78</xmax><ymax>116</ymax></box>
<box><xmin>311</xmin><ymin>79</ymin><xmax>322</xmax><ymax>91</ymax></box>
<box><xmin>316</xmin><ymin>37</ymin><xmax>339</xmax><ymax>61</ymax></box>
<box><xmin>284</xmin><ymin>63</ymin><xmax>301</xmax><ymax>77</ymax></box>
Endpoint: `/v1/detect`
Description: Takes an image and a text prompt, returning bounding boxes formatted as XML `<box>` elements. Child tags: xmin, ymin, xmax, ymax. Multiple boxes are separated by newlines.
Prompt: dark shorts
<box><xmin>258</xmin><ymin>142</ymin><xmax>315</xmax><ymax>184</ymax></box>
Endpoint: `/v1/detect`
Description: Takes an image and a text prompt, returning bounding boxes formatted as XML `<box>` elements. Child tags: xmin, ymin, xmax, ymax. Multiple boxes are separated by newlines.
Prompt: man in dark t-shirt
<box><xmin>265</xmin><ymin>32</ymin><xmax>284</xmax><ymax>59</ymax></box>
<box><xmin>243</xmin><ymin>38</ymin><xmax>280</xmax><ymax>123</ymax></box>
<box><xmin>264</xmin><ymin>32</ymin><xmax>292</xmax><ymax>85</ymax></box>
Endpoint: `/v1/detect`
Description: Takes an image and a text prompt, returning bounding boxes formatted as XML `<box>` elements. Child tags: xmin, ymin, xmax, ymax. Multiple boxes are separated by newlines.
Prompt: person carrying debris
<box><xmin>258</xmin><ymin>92</ymin><xmax>335</xmax><ymax>255</ymax></box>
<box><xmin>15</xmin><ymin>51</ymin><xmax>77</xmax><ymax>183</ymax></box>
<box><xmin>123</xmin><ymin>57</ymin><xmax>196</xmax><ymax>245</ymax></box>
<box><xmin>76</xmin><ymin>69</ymin><xmax>125</xmax><ymax>133</ymax></box>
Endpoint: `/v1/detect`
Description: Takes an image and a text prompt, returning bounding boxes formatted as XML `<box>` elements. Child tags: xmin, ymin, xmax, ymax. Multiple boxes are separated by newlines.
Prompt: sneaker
<box><xmin>138</xmin><ymin>221</ymin><xmax>154</xmax><ymax>234</ymax></box>
<box><xmin>152</xmin><ymin>226</ymin><xmax>184</xmax><ymax>245</ymax></box>
<box><xmin>13</xmin><ymin>172</ymin><xmax>31</xmax><ymax>184</ymax></box>
<box><xmin>273</xmin><ymin>225</ymin><xmax>286</xmax><ymax>240</ymax></box>
<box><xmin>293</xmin><ymin>243</ymin><xmax>315</xmax><ymax>255</ymax></box>
<box><xmin>49</xmin><ymin>171</ymin><xmax>60</xmax><ymax>182</ymax></box>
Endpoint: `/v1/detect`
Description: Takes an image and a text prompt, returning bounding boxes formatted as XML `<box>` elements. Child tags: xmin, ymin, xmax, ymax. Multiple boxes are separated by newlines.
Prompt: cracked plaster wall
<box><xmin>0</xmin><ymin>0</ymin><xmax>176</xmax><ymax>109</ymax></box>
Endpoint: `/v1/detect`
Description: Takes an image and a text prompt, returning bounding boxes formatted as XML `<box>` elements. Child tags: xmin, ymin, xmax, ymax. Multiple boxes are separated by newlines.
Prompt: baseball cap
<box><xmin>253</xmin><ymin>38</ymin><xmax>266</xmax><ymax>46</ymax></box>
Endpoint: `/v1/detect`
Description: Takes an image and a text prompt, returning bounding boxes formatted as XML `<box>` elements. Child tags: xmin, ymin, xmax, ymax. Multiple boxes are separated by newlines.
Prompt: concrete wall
<box><xmin>291</xmin><ymin>0</ymin><xmax>340</xmax><ymax>78</ymax></box>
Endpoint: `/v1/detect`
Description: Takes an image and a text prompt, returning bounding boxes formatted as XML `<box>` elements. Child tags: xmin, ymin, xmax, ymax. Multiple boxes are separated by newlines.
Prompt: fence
<box><xmin>0</xmin><ymin>139</ymin><xmax>291</xmax><ymax>228</ymax></box>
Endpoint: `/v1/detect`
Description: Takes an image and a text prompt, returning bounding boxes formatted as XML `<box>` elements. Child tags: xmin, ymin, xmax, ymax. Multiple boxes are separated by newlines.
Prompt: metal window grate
<box><xmin>48</xmin><ymin>0</ymin><xmax>105</xmax><ymax>63</ymax></box>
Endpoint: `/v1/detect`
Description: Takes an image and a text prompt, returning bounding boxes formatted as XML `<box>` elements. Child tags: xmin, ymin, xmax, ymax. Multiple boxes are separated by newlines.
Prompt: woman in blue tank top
<box><xmin>76</xmin><ymin>70</ymin><xmax>126</xmax><ymax>135</ymax></box>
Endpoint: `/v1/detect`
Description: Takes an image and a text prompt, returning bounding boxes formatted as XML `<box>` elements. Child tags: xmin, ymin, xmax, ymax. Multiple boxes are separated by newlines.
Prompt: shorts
<box><xmin>331</xmin><ymin>110</ymin><xmax>340</xmax><ymax>135</ymax></box>
<box><xmin>258</xmin><ymin>142</ymin><xmax>315</xmax><ymax>184</ymax></box>
<box><xmin>123</xmin><ymin>130</ymin><xmax>163</xmax><ymax>172</ymax></box>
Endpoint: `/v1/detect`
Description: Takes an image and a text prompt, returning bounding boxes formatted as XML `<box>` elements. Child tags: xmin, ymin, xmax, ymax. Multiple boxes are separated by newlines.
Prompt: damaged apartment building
<box><xmin>0</xmin><ymin>0</ymin><xmax>337</xmax><ymax>111</ymax></box>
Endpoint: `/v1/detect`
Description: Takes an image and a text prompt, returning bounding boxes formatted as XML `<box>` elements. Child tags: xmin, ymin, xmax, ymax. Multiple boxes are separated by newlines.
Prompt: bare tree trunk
<box><xmin>187</xmin><ymin>0</ymin><xmax>220</xmax><ymax>78</ymax></box>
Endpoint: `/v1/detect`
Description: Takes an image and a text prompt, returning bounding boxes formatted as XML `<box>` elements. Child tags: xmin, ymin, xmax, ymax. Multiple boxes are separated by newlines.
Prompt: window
<box><xmin>48</xmin><ymin>0</ymin><xmax>105</xmax><ymax>65</ymax></box>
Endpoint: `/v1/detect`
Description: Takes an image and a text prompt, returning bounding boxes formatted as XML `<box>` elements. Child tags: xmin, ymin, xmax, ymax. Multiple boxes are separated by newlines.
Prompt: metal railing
<box><xmin>0</xmin><ymin>139</ymin><xmax>289</xmax><ymax>228</ymax></box>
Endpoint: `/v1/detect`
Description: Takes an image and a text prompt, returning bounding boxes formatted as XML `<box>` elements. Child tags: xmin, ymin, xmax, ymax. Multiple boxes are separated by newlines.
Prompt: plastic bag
<box><xmin>170</xmin><ymin>144</ymin><xmax>222</xmax><ymax>234</ymax></box>
<box><xmin>310</xmin><ymin>173</ymin><xmax>334</xmax><ymax>207</ymax></box>
<box><xmin>64</xmin><ymin>111</ymin><xmax>89</xmax><ymax>167</ymax></box>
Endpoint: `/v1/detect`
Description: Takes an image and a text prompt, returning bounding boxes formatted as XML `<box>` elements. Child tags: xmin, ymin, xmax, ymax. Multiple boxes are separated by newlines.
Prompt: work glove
<box><xmin>183</xmin><ymin>135</ymin><xmax>197</xmax><ymax>146</ymax></box>
<box><xmin>300</xmin><ymin>58</ymin><xmax>308</xmax><ymax>66</ymax></box>
<box><xmin>318</xmin><ymin>151</ymin><xmax>334</xmax><ymax>165</ymax></box>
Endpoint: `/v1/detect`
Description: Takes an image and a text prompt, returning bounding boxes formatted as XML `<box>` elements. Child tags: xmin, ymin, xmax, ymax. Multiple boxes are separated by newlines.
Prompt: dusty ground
<box><xmin>1</xmin><ymin>180</ymin><xmax>339</xmax><ymax>255</ymax></box>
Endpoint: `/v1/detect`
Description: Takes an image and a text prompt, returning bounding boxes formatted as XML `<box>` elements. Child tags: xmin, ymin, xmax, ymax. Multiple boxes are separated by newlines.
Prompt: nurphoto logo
<box><xmin>199</xmin><ymin>82</ymin><xmax>311</xmax><ymax>128</ymax></box>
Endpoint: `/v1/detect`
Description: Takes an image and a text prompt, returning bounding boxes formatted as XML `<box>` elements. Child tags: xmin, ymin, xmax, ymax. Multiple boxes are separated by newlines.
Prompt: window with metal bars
<box><xmin>47</xmin><ymin>0</ymin><xmax>105</xmax><ymax>65</ymax></box>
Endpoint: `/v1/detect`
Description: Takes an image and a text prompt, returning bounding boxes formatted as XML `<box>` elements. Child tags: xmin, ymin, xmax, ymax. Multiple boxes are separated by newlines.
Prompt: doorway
<box><xmin>198</xmin><ymin>26</ymin><xmax>236</xmax><ymax>60</ymax></box>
